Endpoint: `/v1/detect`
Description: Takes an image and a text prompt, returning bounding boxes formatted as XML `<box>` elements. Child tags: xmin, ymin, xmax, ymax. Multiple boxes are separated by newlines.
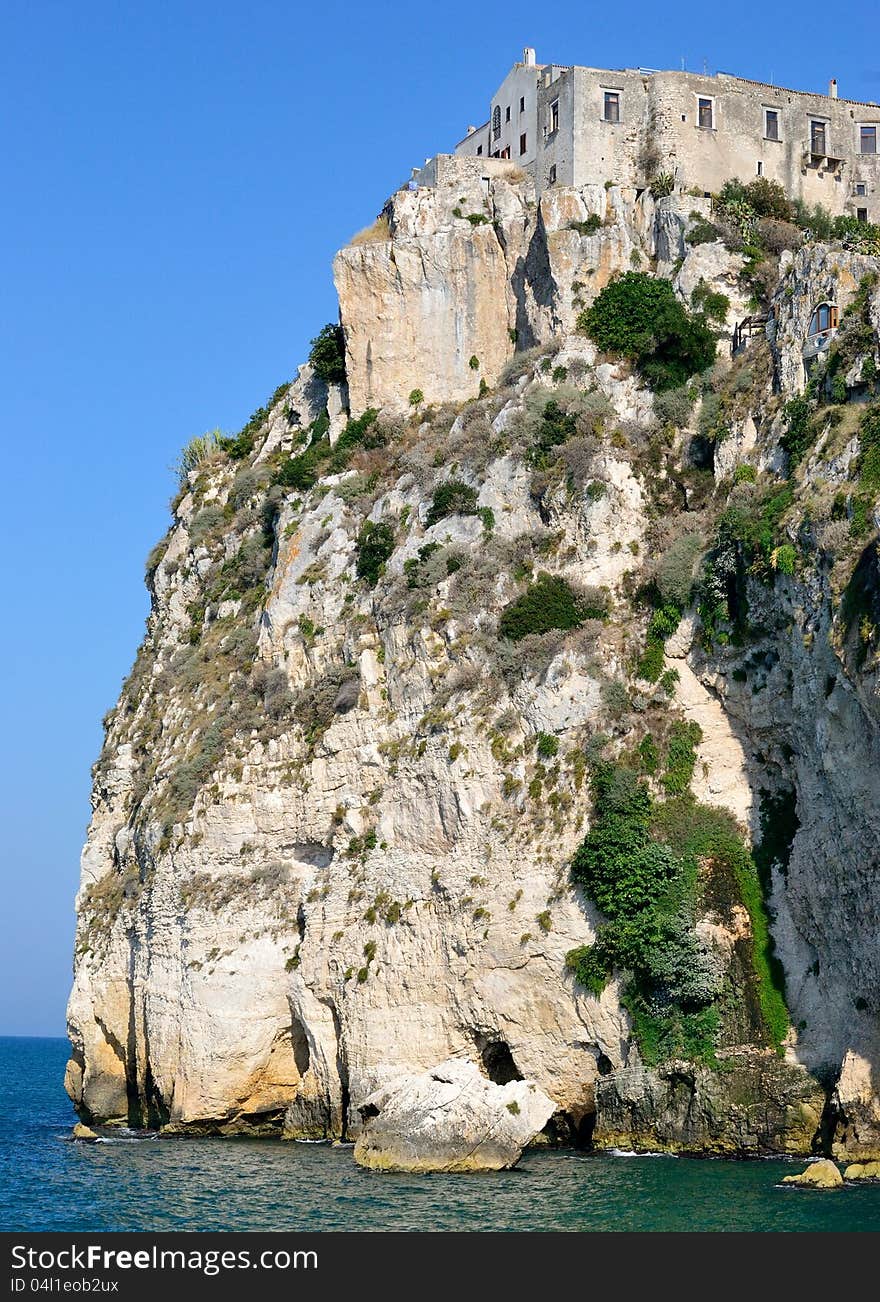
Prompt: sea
<box><xmin>2</xmin><ymin>1036</ymin><xmax>878</xmax><ymax>1233</ymax></box>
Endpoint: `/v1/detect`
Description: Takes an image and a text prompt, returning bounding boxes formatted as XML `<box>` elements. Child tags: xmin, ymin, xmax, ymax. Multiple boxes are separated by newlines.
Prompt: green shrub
<box><xmin>409</xmin><ymin>389</ymin><xmax>424</xmax><ymax>407</ymax></box>
<box><xmin>274</xmin><ymin>409</ymin><xmax>380</xmax><ymax>491</ymax></box>
<box><xmin>734</xmin><ymin>463</ymin><xmax>757</xmax><ymax>484</ymax></box>
<box><xmin>565</xmin><ymin>944</ymin><xmax>612</xmax><ymax>995</ymax></box>
<box><xmin>661</xmin><ymin>721</ymin><xmax>703</xmax><ymax>794</ymax></box>
<box><xmin>656</xmin><ymin>536</ymin><xmax>703</xmax><ymax>608</ymax></box>
<box><xmin>742</xmin><ymin>177</ymin><xmax>792</xmax><ymax>221</ymax></box>
<box><xmin>309</xmin><ymin>323</ymin><xmax>346</xmax><ymax>385</ymax></box>
<box><xmin>529</xmin><ymin>398</ymin><xmax>579</xmax><ymax>461</ymax></box>
<box><xmin>571</xmin><ymin>763</ymin><xmax>789</xmax><ymax>1064</ymax></box>
<box><xmin>688</xmin><ymin>216</ymin><xmax>721</xmax><ymax>246</ymax></box>
<box><xmin>578</xmin><ymin>272</ymin><xmax>717</xmax><ymax>391</ymax></box>
<box><xmin>690</xmin><ymin>279</ymin><xmax>730</xmax><ymax>323</ymax></box>
<box><xmin>638</xmin><ymin>600</ymin><xmax>682</xmax><ymax>681</ymax></box>
<box><xmin>638</xmin><ymin>734</ymin><xmax>659</xmax><ymax>774</ymax></box>
<box><xmin>772</xmin><ymin>543</ymin><xmax>797</xmax><ymax>576</ymax></box>
<box><xmin>536</xmin><ymin>732</ymin><xmax>559</xmax><ymax>759</ymax></box>
<box><xmin>499</xmin><ymin>573</ymin><xmax>596</xmax><ymax>641</ymax></box>
<box><xmin>829</xmin><ymin>215</ymin><xmax>880</xmax><ymax>255</ymax></box>
<box><xmin>697</xmin><ymin>483</ymin><xmax>795</xmax><ymax>640</ymax></box>
<box><xmin>653</xmin><ymin>385</ymin><xmax>696</xmax><ymax>429</ymax></box>
<box><xmin>569</xmin><ymin>214</ymin><xmax>603</xmax><ymax>236</ymax></box>
<box><xmin>220</xmin><ymin>382</ymin><xmax>291</xmax><ymax>461</ymax></box>
<box><xmin>355</xmin><ymin>521</ymin><xmax>395</xmax><ymax>586</ymax></box>
<box><xmin>637</xmin><ymin>637</ymin><xmax>666</xmax><ymax>682</ymax></box>
<box><xmin>468</xmin><ymin>355</ymin><xmax>480</xmax><ymax>370</ymax></box>
<box><xmin>276</xmin><ymin>451</ymin><xmax>319</xmax><ymax>491</ymax></box>
<box><xmin>857</xmin><ymin>403</ymin><xmax>880</xmax><ymax>495</ymax></box>
<box><xmin>425</xmin><ymin>479</ymin><xmax>479</xmax><ymax>526</ymax></box>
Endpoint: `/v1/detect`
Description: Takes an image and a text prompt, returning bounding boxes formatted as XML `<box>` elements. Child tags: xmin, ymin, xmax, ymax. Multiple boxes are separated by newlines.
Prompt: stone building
<box><xmin>455</xmin><ymin>49</ymin><xmax>880</xmax><ymax>221</ymax></box>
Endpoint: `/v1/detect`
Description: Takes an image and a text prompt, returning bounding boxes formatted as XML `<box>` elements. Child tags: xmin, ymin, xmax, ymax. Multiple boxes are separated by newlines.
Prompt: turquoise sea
<box><xmin>2</xmin><ymin>1037</ymin><xmax>879</xmax><ymax>1232</ymax></box>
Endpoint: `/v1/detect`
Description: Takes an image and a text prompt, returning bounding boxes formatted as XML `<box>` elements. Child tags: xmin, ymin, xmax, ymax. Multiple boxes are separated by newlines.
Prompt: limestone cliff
<box><xmin>67</xmin><ymin>158</ymin><xmax>880</xmax><ymax>1159</ymax></box>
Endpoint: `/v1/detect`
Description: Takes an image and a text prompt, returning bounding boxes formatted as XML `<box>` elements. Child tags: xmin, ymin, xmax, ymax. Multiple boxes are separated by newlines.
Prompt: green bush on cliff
<box><xmin>637</xmin><ymin>600</ymin><xmax>683</xmax><ymax>682</ymax></box>
<box><xmin>274</xmin><ymin>408</ymin><xmax>380</xmax><ymax>491</ymax></box>
<box><xmin>661</xmin><ymin>720</ymin><xmax>703</xmax><ymax>795</ymax></box>
<box><xmin>425</xmin><ymin>479</ymin><xmax>479</xmax><ymax>526</ymax></box>
<box><xmin>308</xmin><ymin>323</ymin><xmax>346</xmax><ymax>385</ymax></box>
<box><xmin>499</xmin><ymin>573</ymin><xmax>606</xmax><ymax>642</ymax></box>
<box><xmin>565</xmin><ymin>943</ymin><xmax>612</xmax><ymax>995</ymax></box>
<box><xmin>568</xmin><ymin>758</ymin><xmax>789</xmax><ymax>1064</ymax></box>
<box><xmin>578</xmin><ymin>271</ymin><xmax>717</xmax><ymax>391</ymax></box>
<box><xmin>221</xmin><ymin>382</ymin><xmax>292</xmax><ymax>461</ymax></box>
<box><xmin>355</xmin><ymin>521</ymin><xmax>395</xmax><ymax>586</ymax></box>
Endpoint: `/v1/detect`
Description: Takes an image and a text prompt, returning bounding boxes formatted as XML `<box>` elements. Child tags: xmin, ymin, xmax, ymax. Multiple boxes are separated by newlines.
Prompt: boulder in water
<box><xmin>72</xmin><ymin>1122</ymin><xmax>98</xmax><ymax>1142</ymax></box>
<box><xmin>843</xmin><ymin>1160</ymin><xmax>880</xmax><ymax>1181</ymax></box>
<box><xmin>781</xmin><ymin>1159</ymin><xmax>843</xmax><ymax>1189</ymax></box>
<box><xmin>353</xmin><ymin>1058</ymin><xmax>556</xmax><ymax>1172</ymax></box>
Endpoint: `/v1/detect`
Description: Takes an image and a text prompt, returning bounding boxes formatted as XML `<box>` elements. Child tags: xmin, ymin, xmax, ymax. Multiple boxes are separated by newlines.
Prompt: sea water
<box><xmin>2</xmin><ymin>1037</ymin><xmax>878</xmax><ymax>1232</ymax></box>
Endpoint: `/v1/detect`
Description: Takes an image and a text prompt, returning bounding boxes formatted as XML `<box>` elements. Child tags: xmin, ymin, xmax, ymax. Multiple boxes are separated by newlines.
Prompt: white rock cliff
<box><xmin>67</xmin><ymin>160</ymin><xmax>880</xmax><ymax>1160</ymax></box>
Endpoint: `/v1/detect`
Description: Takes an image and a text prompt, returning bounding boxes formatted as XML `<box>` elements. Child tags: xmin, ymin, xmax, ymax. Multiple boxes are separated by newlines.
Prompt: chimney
<box><xmin>523</xmin><ymin>47</ymin><xmax>536</xmax><ymax>67</ymax></box>
<box><xmin>829</xmin><ymin>78</ymin><xmax>838</xmax><ymax>98</ymax></box>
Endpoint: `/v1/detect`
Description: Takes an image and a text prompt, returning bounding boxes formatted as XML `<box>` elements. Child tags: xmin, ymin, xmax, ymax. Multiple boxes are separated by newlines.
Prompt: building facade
<box><xmin>455</xmin><ymin>50</ymin><xmax>880</xmax><ymax>222</ymax></box>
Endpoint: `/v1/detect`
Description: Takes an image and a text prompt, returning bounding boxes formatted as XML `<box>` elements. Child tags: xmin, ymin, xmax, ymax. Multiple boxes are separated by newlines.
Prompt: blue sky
<box><xmin>1</xmin><ymin>0</ymin><xmax>877</xmax><ymax>1036</ymax></box>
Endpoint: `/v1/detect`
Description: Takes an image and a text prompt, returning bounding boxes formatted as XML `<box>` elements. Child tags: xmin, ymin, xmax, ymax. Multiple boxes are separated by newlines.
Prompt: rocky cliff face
<box><xmin>67</xmin><ymin>158</ymin><xmax>880</xmax><ymax>1159</ymax></box>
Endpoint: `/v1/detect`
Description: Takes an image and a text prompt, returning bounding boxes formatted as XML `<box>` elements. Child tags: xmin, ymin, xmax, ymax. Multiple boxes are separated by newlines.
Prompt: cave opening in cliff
<box><xmin>475</xmin><ymin>1036</ymin><xmax>523</xmax><ymax>1085</ymax></box>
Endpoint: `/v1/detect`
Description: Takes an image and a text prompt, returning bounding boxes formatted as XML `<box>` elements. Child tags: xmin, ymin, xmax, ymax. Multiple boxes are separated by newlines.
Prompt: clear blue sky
<box><xmin>1</xmin><ymin>0</ymin><xmax>876</xmax><ymax>1037</ymax></box>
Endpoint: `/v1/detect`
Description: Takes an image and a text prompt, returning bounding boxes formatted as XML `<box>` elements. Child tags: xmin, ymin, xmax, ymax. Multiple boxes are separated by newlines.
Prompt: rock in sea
<box><xmin>71</xmin><ymin>1123</ymin><xmax>98</xmax><ymax>1142</ymax></box>
<box><xmin>843</xmin><ymin>1160</ymin><xmax>880</xmax><ymax>1181</ymax></box>
<box><xmin>781</xmin><ymin>1159</ymin><xmax>843</xmax><ymax>1189</ymax></box>
<box><xmin>353</xmin><ymin>1058</ymin><xmax>556</xmax><ymax>1172</ymax></box>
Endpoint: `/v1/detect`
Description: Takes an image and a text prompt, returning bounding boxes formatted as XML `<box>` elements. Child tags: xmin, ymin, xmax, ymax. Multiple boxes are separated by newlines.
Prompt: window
<box><xmin>697</xmin><ymin>97</ymin><xmax>714</xmax><ymax>129</ymax></box>
<box><xmin>500</xmin><ymin>146</ymin><xmax>510</xmax><ymax>160</ymax></box>
<box><xmin>492</xmin><ymin>105</ymin><xmax>501</xmax><ymax>140</ymax></box>
<box><xmin>548</xmin><ymin>164</ymin><xmax>557</xmax><ymax>185</ymax></box>
<box><xmin>764</xmin><ymin>108</ymin><xmax>780</xmax><ymax>141</ymax></box>
<box><xmin>520</xmin><ymin>133</ymin><xmax>527</xmax><ymax>155</ymax></box>
<box><xmin>810</xmin><ymin>120</ymin><xmax>827</xmax><ymax>154</ymax></box>
<box><xmin>855</xmin><ymin>182</ymin><xmax>868</xmax><ymax>196</ymax></box>
<box><xmin>476</xmin><ymin>145</ymin><xmax>483</xmax><ymax>156</ymax></box>
<box><xmin>505</xmin><ymin>105</ymin><xmax>511</xmax><ymax>123</ymax></box>
<box><xmin>757</xmin><ymin>161</ymin><xmax>764</xmax><ymax>176</ymax></box>
<box><xmin>860</xmin><ymin>125</ymin><xmax>878</xmax><ymax>154</ymax></box>
<box><xmin>603</xmin><ymin>91</ymin><xmax>620</xmax><ymax>123</ymax></box>
<box><xmin>519</xmin><ymin>96</ymin><xmax>525</xmax><ymax>113</ymax></box>
<box><xmin>857</xmin><ymin>207</ymin><xmax>869</xmax><ymax>223</ymax></box>
<box><xmin>549</xmin><ymin>99</ymin><xmax>559</xmax><ymax>134</ymax></box>
<box><xmin>808</xmin><ymin>302</ymin><xmax>838</xmax><ymax>337</ymax></box>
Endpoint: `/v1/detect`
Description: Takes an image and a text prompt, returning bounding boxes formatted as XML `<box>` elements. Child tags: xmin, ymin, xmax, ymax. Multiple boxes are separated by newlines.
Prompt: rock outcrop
<box><xmin>843</xmin><ymin>1159</ymin><xmax>880</xmax><ymax>1180</ymax></box>
<box><xmin>352</xmin><ymin>1059</ymin><xmax>555</xmax><ymax>1172</ymax></box>
<box><xmin>781</xmin><ymin>1159</ymin><xmax>844</xmax><ymax>1189</ymax></box>
<box><xmin>67</xmin><ymin>155</ymin><xmax>880</xmax><ymax>1163</ymax></box>
<box><xmin>71</xmin><ymin>1123</ymin><xmax>98</xmax><ymax>1142</ymax></box>
<box><xmin>594</xmin><ymin>1055</ymin><xmax>825</xmax><ymax>1156</ymax></box>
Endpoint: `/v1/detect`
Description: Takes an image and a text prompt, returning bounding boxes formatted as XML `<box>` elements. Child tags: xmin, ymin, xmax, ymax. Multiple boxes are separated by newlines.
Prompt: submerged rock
<box><xmin>353</xmin><ymin>1059</ymin><xmax>556</xmax><ymax>1172</ymax></box>
<box><xmin>781</xmin><ymin>1159</ymin><xmax>844</xmax><ymax>1189</ymax></box>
